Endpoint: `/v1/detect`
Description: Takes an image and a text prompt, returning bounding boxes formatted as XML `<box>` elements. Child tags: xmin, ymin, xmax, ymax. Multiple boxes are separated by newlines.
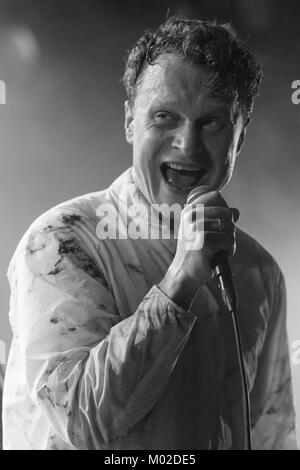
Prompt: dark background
<box><xmin>0</xmin><ymin>0</ymin><xmax>299</xmax><ymax>444</ymax></box>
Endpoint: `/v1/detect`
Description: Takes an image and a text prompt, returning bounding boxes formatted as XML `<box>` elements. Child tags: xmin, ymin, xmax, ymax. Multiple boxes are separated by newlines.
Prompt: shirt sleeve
<box><xmin>250</xmin><ymin>265</ymin><xmax>298</xmax><ymax>449</ymax></box>
<box><xmin>11</xmin><ymin>210</ymin><xmax>196</xmax><ymax>449</ymax></box>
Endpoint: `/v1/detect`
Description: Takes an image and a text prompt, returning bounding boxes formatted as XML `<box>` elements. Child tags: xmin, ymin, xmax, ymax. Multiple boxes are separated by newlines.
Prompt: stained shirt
<box><xmin>2</xmin><ymin>167</ymin><xmax>297</xmax><ymax>450</ymax></box>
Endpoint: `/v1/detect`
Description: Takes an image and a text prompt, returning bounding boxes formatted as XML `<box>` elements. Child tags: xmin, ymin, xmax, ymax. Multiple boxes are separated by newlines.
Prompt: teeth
<box><xmin>165</xmin><ymin>163</ymin><xmax>203</xmax><ymax>172</ymax></box>
<box><xmin>162</xmin><ymin>163</ymin><xmax>206</xmax><ymax>191</ymax></box>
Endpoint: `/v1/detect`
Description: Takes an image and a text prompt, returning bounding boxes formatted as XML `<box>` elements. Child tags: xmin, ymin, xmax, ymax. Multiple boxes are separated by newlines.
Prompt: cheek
<box><xmin>204</xmin><ymin>130</ymin><xmax>237</xmax><ymax>187</ymax></box>
<box><xmin>222</xmin><ymin>141</ymin><xmax>237</xmax><ymax>176</ymax></box>
<box><xmin>220</xmin><ymin>138</ymin><xmax>238</xmax><ymax>186</ymax></box>
<box><xmin>205</xmin><ymin>127</ymin><xmax>236</xmax><ymax>159</ymax></box>
<box><xmin>133</xmin><ymin>126</ymin><xmax>168</xmax><ymax>164</ymax></box>
<box><xmin>224</xmin><ymin>154</ymin><xmax>236</xmax><ymax>175</ymax></box>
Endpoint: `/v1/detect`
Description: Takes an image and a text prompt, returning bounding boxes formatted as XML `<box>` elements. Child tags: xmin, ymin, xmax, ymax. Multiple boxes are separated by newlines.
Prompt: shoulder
<box><xmin>11</xmin><ymin>166</ymin><xmax>134</xmax><ymax>259</ymax></box>
<box><xmin>7</xmin><ymin>167</ymin><xmax>134</xmax><ymax>281</ymax></box>
<box><xmin>7</xmin><ymin>190</ymin><xmax>108</xmax><ymax>278</ymax></box>
<box><xmin>234</xmin><ymin>226</ymin><xmax>285</xmax><ymax>310</ymax></box>
<box><xmin>235</xmin><ymin>226</ymin><xmax>283</xmax><ymax>275</ymax></box>
<box><xmin>19</xmin><ymin>189</ymin><xmax>107</xmax><ymax>238</ymax></box>
<box><xmin>31</xmin><ymin>189</ymin><xmax>108</xmax><ymax>232</ymax></box>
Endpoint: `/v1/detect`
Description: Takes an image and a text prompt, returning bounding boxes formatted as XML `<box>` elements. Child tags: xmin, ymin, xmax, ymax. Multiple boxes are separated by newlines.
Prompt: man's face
<box><xmin>125</xmin><ymin>54</ymin><xmax>245</xmax><ymax>207</ymax></box>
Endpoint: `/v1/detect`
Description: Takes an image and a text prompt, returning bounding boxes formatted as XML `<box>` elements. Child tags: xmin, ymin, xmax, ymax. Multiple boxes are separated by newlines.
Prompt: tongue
<box><xmin>165</xmin><ymin>167</ymin><xmax>203</xmax><ymax>190</ymax></box>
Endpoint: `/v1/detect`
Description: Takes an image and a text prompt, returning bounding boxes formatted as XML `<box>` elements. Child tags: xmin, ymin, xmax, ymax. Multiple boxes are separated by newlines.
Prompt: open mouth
<box><xmin>161</xmin><ymin>162</ymin><xmax>208</xmax><ymax>192</ymax></box>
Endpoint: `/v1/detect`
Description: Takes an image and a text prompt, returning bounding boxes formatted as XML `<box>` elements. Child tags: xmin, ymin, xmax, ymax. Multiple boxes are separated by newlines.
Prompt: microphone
<box><xmin>186</xmin><ymin>185</ymin><xmax>237</xmax><ymax>314</ymax></box>
<box><xmin>187</xmin><ymin>185</ymin><xmax>252</xmax><ymax>450</ymax></box>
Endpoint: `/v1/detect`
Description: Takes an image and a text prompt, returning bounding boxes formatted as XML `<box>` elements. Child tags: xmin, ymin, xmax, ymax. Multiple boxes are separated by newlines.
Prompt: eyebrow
<box><xmin>207</xmin><ymin>89</ymin><xmax>235</xmax><ymax>104</ymax></box>
<box><xmin>150</xmin><ymin>92</ymin><xmax>233</xmax><ymax>107</ymax></box>
<box><xmin>203</xmin><ymin>103</ymin><xmax>232</xmax><ymax>113</ymax></box>
<box><xmin>150</xmin><ymin>100</ymin><xmax>179</xmax><ymax>109</ymax></box>
<box><xmin>150</xmin><ymin>100</ymin><xmax>232</xmax><ymax>116</ymax></box>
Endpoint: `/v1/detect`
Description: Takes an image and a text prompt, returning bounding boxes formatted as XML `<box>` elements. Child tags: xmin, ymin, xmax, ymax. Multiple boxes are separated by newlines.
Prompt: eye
<box><xmin>202</xmin><ymin>118</ymin><xmax>225</xmax><ymax>132</ymax></box>
<box><xmin>154</xmin><ymin>111</ymin><xmax>175</xmax><ymax>123</ymax></box>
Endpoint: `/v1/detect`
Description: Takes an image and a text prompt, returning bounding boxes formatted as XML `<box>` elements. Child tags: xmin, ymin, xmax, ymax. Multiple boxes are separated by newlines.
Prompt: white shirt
<box><xmin>2</xmin><ymin>167</ymin><xmax>297</xmax><ymax>449</ymax></box>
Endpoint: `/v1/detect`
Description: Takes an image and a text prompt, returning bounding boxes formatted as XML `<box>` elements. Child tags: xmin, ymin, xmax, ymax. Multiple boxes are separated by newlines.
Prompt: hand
<box><xmin>158</xmin><ymin>191</ymin><xmax>239</xmax><ymax>310</ymax></box>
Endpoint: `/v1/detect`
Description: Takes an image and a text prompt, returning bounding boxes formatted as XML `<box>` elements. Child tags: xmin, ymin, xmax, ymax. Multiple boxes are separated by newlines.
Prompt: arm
<box><xmin>14</xmin><ymin>211</ymin><xmax>196</xmax><ymax>449</ymax></box>
<box><xmin>250</xmin><ymin>266</ymin><xmax>298</xmax><ymax>449</ymax></box>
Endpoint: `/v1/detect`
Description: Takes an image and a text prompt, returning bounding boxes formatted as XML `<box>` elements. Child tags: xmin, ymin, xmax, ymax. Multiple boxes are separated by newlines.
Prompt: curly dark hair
<box><xmin>123</xmin><ymin>16</ymin><xmax>263</xmax><ymax>121</ymax></box>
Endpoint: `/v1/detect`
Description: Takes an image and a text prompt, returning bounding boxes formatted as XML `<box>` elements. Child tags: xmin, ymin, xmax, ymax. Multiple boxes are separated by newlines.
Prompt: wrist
<box><xmin>158</xmin><ymin>267</ymin><xmax>202</xmax><ymax>311</ymax></box>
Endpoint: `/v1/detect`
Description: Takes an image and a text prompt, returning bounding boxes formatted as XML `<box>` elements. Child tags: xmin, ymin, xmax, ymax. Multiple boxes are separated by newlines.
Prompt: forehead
<box><xmin>135</xmin><ymin>54</ymin><xmax>233</xmax><ymax>109</ymax></box>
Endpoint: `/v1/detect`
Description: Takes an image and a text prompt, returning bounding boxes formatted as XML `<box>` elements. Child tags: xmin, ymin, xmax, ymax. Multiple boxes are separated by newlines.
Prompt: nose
<box><xmin>171</xmin><ymin>122</ymin><xmax>203</xmax><ymax>157</ymax></box>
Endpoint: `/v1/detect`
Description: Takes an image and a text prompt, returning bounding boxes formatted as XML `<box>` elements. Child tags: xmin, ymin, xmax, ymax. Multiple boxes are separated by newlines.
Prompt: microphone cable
<box><xmin>214</xmin><ymin>259</ymin><xmax>252</xmax><ymax>450</ymax></box>
<box><xmin>187</xmin><ymin>186</ymin><xmax>252</xmax><ymax>450</ymax></box>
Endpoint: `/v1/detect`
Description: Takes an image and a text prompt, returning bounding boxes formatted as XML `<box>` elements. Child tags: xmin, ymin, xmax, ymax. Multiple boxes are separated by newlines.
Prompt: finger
<box><xmin>202</xmin><ymin>218</ymin><xmax>235</xmax><ymax>233</ymax></box>
<box><xmin>188</xmin><ymin>190</ymin><xmax>227</xmax><ymax>207</ymax></box>
<box><xmin>188</xmin><ymin>192</ymin><xmax>239</xmax><ymax>223</ymax></box>
<box><xmin>230</xmin><ymin>208</ymin><xmax>240</xmax><ymax>223</ymax></box>
<box><xmin>204</xmin><ymin>206</ymin><xmax>237</xmax><ymax>221</ymax></box>
<box><xmin>187</xmin><ymin>204</ymin><xmax>233</xmax><ymax>220</ymax></box>
<box><xmin>203</xmin><ymin>231</ymin><xmax>236</xmax><ymax>258</ymax></box>
<box><xmin>184</xmin><ymin>203</ymin><xmax>239</xmax><ymax>223</ymax></box>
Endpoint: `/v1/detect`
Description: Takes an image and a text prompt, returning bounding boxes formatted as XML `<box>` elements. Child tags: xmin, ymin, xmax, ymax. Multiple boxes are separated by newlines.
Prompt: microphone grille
<box><xmin>187</xmin><ymin>184</ymin><xmax>211</xmax><ymax>205</ymax></box>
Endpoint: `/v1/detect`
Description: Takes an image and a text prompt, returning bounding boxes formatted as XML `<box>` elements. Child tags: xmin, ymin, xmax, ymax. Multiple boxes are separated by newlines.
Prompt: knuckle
<box><xmin>224</xmin><ymin>207</ymin><xmax>233</xmax><ymax>218</ymax></box>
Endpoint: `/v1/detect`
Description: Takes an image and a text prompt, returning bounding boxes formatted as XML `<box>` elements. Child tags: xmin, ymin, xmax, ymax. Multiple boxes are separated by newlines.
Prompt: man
<box><xmin>2</xmin><ymin>16</ymin><xmax>297</xmax><ymax>449</ymax></box>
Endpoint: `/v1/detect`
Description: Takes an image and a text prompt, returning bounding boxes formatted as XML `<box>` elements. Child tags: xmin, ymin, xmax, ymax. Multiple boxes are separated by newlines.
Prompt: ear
<box><xmin>236</xmin><ymin>127</ymin><xmax>246</xmax><ymax>155</ymax></box>
<box><xmin>236</xmin><ymin>116</ymin><xmax>250</xmax><ymax>155</ymax></box>
<box><xmin>124</xmin><ymin>100</ymin><xmax>134</xmax><ymax>145</ymax></box>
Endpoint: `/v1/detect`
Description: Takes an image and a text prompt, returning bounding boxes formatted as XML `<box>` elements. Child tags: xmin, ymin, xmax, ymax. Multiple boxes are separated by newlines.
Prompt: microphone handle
<box><xmin>212</xmin><ymin>250</ymin><xmax>237</xmax><ymax>313</ymax></box>
<box><xmin>186</xmin><ymin>187</ymin><xmax>237</xmax><ymax>312</ymax></box>
<box><xmin>186</xmin><ymin>187</ymin><xmax>251</xmax><ymax>449</ymax></box>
